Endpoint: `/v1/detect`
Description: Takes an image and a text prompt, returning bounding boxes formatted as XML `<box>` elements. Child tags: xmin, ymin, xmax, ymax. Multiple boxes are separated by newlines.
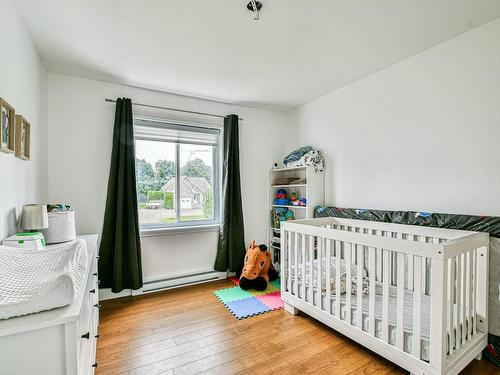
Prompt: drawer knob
<box><xmin>95</xmin><ymin>334</ymin><xmax>100</xmax><ymax>339</ymax></box>
<box><xmin>81</xmin><ymin>332</ymin><xmax>90</xmax><ymax>339</ymax></box>
<box><xmin>93</xmin><ymin>272</ymin><xmax>98</xmax><ymax>277</ymax></box>
<box><xmin>90</xmin><ymin>289</ymin><xmax>96</xmax><ymax>294</ymax></box>
<box><xmin>92</xmin><ymin>363</ymin><xmax>98</xmax><ymax>368</ymax></box>
<box><xmin>94</xmin><ymin>303</ymin><xmax>101</xmax><ymax>308</ymax></box>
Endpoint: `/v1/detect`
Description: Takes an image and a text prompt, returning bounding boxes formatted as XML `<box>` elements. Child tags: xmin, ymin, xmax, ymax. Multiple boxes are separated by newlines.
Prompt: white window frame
<box><xmin>134</xmin><ymin>116</ymin><xmax>222</xmax><ymax>233</ymax></box>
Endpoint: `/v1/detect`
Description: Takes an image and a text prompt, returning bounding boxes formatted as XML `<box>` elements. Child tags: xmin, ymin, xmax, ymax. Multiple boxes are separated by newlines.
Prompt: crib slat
<box><xmin>471</xmin><ymin>249</ymin><xmax>476</xmax><ymax>336</ymax></box>
<box><xmin>345</xmin><ymin>243</ymin><xmax>352</xmax><ymax>325</ymax></box>
<box><xmin>412</xmin><ymin>255</ymin><xmax>422</xmax><ymax>359</ymax></box>
<box><xmin>356</xmin><ymin>245</ymin><xmax>363</xmax><ymax>330</ymax></box>
<box><xmin>368</xmin><ymin>247</ymin><xmax>376</xmax><ymax>336</ymax></box>
<box><xmin>449</xmin><ymin>257</ymin><xmax>455</xmax><ymax>355</ymax></box>
<box><xmin>286</xmin><ymin>230</ymin><xmax>292</xmax><ymax>293</ymax></box>
<box><xmin>382</xmin><ymin>249</ymin><xmax>390</xmax><ymax>343</ymax></box>
<box><xmin>407</xmin><ymin>235</ymin><xmax>414</xmax><ymax>291</ymax></box>
<box><xmin>390</xmin><ymin>233</ymin><xmax>397</xmax><ymax>285</ymax></box>
<box><xmin>301</xmin><ymin>234</ymin><xmax>306</xmax><ymax>300</ymax></box>
<box><xmin>397</xmin><ymin>252</ymin><xmax>405</xmax><ymax>351</ymax></box>
<box><xmin>326</xmin><ymin>238</ymin><xmax>332</xmax><ymax>314</ymax></box>
<box><xmin>317</xmin><ymin>236</ymin><xmax>323</xmax><ymax>309</ymax></box>
<box><xmin>293</xmin><ymin>232</ymin><xmax>298</xmax><ymax>296</ymax></box>
<box><xmin>455</xmin><ymin>254</ymin><xmax>462</xmax><ymax>349</ymax></box>
<box><xmin>375</xmin><ymin>232</ymin><xmax>382</xmax><ymax>283</ymax></box>
<box><xmin>419</xmin><ymin>236</ymin><xmax>427</xmax><ymax>295</ymax></box>
<box><xmin>460</xmin><ymin>253</ymin><xmax>467</xmax><ymax>345</ymax></box>
<box><xmin>465</xmin><ymin>251</ymin><xmax>471</xmax><ymax>340</ymax></box>
<box><xmin>475</xmin><ymin>246</ymin><xmax>488</xmax><ymax>334</ymax></box>
<box><xmin>429</xmin><ymin>258</ymin><xmax>447</xmax><ymax>369</ymax></box>
<box><xmin>309</xmin><ymin>235</ymin><xmax>314</xmax><ymax>305</ymax></box>
<box><xmin>335</xmin><ymin>241</ymin><xmax>342</xmax><ymax>318</ymax></box>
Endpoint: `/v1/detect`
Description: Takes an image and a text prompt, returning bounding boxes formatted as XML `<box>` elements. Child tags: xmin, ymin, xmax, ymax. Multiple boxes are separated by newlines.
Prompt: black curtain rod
<box><xmin>104</xmin><ymin>98</ymin><xmax>243</xmax><ymax>121</ymax></box>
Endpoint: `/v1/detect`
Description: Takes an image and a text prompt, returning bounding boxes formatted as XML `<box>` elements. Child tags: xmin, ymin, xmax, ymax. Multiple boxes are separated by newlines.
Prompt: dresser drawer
<box><xmin>76</xmin><ymin>254</ymin><xmax>99</xmax><ymax>375</ymax></box>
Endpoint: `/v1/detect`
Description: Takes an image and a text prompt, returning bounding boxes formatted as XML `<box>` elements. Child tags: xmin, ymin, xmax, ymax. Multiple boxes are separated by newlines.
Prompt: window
<box><xmin>134</xmin><ymin>118</ymin><xmax>220</xmax><ymax>230</ymax></box>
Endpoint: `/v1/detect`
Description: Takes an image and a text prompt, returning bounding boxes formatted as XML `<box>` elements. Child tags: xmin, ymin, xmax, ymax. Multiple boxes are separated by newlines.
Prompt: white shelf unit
<box><xmin>268</xmin><ymin>166</ymin><xmax>324</xmax><ymax>268</ymax></box>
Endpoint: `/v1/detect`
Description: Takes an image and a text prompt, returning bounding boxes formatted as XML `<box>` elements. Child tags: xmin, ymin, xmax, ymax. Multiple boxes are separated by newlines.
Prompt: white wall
<box><xmin>0</xmin><ymin>0</ymin><xmax>47</xmax><ymax>239</ymax></box>
<box><xmin>47</xmin><ymin>74</ymin><xmax>288</xmax><ymax>281</ymax></box>
<box><xmin>287</xmin><ymin>18</ymin><xmax>500</xmax><ymax>216</ymax></box>
<box><xmin>41</xmin><ymin>11</ymin><xmax>500</xmax><ymax>292</ymax></box>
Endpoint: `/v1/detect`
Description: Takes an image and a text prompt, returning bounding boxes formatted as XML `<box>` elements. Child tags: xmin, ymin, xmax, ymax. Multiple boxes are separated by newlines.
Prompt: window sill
<box><xmin>140</xmin><ymin>224</ymin><xmax>220</xmax><ymax>237</ymax></box>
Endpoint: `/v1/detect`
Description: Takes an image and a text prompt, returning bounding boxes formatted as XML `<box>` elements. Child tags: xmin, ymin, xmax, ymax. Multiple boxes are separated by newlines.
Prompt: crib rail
<box><xmin>281</xmin><ymin>218</ymin><xmax>489</xmax><ymax>373</ymax></box>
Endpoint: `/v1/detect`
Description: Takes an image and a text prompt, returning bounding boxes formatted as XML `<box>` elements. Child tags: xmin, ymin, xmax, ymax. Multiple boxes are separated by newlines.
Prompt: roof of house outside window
<box><xmin>162</xmin><ymin>176</ymin><xmax>211</xmax><ymax>197</ymax></box>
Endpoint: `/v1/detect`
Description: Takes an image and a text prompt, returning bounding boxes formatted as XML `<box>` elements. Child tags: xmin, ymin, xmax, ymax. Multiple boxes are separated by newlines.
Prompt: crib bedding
<box><xmin>290</xmin><ymin>271</ymin><xmax>469</xmax><ymax>361</ymax></box>
<box><xmin>291</xmin><ymin>279</ymin><xmax>432</xmax><ymax>360</ymax></box>
<box><xmin>0</xmin><ymin>239</ymin><xmax>88</xmax><ymax>320</ymax></box>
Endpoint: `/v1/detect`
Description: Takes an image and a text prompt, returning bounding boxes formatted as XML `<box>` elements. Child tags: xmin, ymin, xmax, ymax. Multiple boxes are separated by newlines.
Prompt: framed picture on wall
<box><xmin>15</xmin><ymin>115</ymin><xmax>30</xmax><ymax>160</ymax></box>
<box><xmin>0</xmin><ymin>98</ymin><xmax>15</xmax><ymax>153</ymax></box>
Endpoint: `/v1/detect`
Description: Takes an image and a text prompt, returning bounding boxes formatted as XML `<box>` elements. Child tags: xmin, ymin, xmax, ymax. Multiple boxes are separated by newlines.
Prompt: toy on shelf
<box><xmin>290</xmin><ymin>192</ymin><xmax>307</xmax><ymax>206</ymax></box>
<box><xmin>271</xmin><ymin>235</ymin><xmax>280</xmax><ymax>247</ymax></box>
<box><xmin>274</xmin><ymin>189</ymin><xmax>291</xmax><ymax>206</ymax></box>
<box><xmin>271</xmin><ymin>207</ymin><xmax>295</xmax><ymax>229</ymax></box>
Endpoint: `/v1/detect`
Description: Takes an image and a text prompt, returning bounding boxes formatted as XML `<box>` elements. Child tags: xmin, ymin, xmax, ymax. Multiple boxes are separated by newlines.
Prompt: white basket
<box><xmin>42</xmin><ymin>210</ymin><xmax>76</xmax><ymax>244</ymax></box>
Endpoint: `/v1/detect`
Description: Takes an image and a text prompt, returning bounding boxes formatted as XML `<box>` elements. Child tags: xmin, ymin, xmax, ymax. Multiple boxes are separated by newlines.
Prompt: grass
<box><xmin>160</xmin><ymin>215</ymin><xmax>208</xmax><ymax>223</ymax></box>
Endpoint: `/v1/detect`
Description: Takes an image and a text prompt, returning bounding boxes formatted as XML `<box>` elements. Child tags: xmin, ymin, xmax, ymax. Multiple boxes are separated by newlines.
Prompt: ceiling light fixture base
<box><xmin>247</xmin><ymin>1</ymin><xmax>263</xmax><ymax>20</ymax></box>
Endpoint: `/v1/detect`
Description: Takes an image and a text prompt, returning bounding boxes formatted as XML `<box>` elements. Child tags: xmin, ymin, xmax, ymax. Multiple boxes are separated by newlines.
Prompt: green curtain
<box><xmin>98</xmin><ymin>98</ymin><xmax>143</xmax><ymax>292</ymax></box>
<box><xmin>214</xmin><ymin>114</ymin><xmax>245</xmax><ymax>273</ymax></box>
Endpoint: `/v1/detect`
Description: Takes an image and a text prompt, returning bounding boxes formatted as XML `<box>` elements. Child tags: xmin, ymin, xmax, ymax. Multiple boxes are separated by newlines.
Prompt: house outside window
<box><xmin>134</xmin><ymin>117</ymin><xmax>221</xmax><ymax>231</ymax></box>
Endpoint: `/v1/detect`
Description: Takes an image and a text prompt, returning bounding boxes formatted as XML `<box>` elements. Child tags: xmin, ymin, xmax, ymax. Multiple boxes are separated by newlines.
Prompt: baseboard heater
<box><xmin>141</xmin><ymin>270</ymin><xmax>227</xmax><ymax>294</ymax></box>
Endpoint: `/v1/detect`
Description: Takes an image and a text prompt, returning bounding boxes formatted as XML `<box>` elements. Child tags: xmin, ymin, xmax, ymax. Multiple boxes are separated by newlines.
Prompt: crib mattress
<box><xmin>289</xmin><ymin>279</ymin><xmax>469</xmax><ymax>362</ymax></box>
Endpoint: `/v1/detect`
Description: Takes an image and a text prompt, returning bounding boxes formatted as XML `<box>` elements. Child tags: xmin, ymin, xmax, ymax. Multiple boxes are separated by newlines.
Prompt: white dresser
<box><xmin>0</xmin><ymin>234</ymin><xmax>99</xmax><ymax>375</ymax></box>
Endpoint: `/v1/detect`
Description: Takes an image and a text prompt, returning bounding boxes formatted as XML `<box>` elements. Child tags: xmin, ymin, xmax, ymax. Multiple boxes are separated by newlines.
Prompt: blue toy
<box><xmin>274</xmin><ymin>189</ymin><xmax>291</xmax><ymax>205</ymax></box>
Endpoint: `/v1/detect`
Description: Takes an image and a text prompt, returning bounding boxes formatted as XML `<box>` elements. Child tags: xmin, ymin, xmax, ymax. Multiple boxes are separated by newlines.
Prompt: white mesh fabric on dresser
<box><xmin>0</xmin><ymin>239</ymin><xmax>88</xmax><ymax>319</ymax></box>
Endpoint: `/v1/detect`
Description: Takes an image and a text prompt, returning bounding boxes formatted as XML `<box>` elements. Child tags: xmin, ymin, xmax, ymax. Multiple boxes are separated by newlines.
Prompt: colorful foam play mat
<box><xmin>213</xmin><ymin>277</ymin><xmax>283</xmax><ymax>320</ymax></box>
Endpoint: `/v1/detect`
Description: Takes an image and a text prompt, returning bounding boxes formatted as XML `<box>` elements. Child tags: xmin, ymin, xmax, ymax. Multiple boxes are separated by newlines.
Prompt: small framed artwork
<box><xmin>0</xmin><ymin>98</ymin><xmax>15</xmax><ymax>153</ymax></box>
<box><xmin>15</xmin><ymin>115</ymin><xmax>30</xmax><ymax>160</ymax></box>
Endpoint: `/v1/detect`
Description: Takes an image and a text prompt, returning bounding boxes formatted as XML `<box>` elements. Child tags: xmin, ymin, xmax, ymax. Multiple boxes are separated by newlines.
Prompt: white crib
<box><xmin>281</xmin><ymin>218</ymin><xmax>489</xmax><ymax>375</ymax></box>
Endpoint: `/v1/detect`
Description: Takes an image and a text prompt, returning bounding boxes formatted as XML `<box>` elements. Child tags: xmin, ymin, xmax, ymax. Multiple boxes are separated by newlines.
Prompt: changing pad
<box><xmin>0</xmin><ymin>239</ymin><xmax>88</xmax><ymax>320</ymax></box>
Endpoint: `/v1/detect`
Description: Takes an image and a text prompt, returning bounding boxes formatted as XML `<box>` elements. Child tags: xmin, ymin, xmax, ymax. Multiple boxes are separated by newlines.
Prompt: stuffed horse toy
<box><xmin>239</xmin><ymin>240</ymin><xmax>278</xmax><ymax>291</ymax></box>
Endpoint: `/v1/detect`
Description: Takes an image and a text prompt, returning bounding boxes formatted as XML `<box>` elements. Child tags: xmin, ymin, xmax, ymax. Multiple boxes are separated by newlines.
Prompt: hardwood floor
<box><xmin>96</xmin><ymin>279</ymin><xmax>500</xmax><ymax>375</ymax></box>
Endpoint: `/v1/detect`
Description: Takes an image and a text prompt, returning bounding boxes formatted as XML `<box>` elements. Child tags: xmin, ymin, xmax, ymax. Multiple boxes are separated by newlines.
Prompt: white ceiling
<box><xmin>12</xmin><ymin>0</ymin><xmax>500</xmax><ymax>111</ymax></box>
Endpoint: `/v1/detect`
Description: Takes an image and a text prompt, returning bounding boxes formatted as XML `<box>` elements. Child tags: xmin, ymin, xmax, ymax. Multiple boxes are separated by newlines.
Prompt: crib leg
<box><xmin>284</xmin><ymin>302</ymin><xmax>299</xmax><ymax>315</ymax></box>
<box><xmin>476</xmin><ymin>352</ymin><xmax>482</xmax><ymax>361</ymax></box>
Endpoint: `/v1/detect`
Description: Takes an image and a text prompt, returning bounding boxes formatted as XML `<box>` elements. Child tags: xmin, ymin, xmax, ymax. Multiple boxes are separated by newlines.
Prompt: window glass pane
<box><xmin>135</xmin><ymin>139</ymin><xmax>177</xmax><ymax>226</ymax></box>
<box><xmin>179</xmin><ymin>143</ymin><xmax>214</xmax><ymax>222</ymax></box>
